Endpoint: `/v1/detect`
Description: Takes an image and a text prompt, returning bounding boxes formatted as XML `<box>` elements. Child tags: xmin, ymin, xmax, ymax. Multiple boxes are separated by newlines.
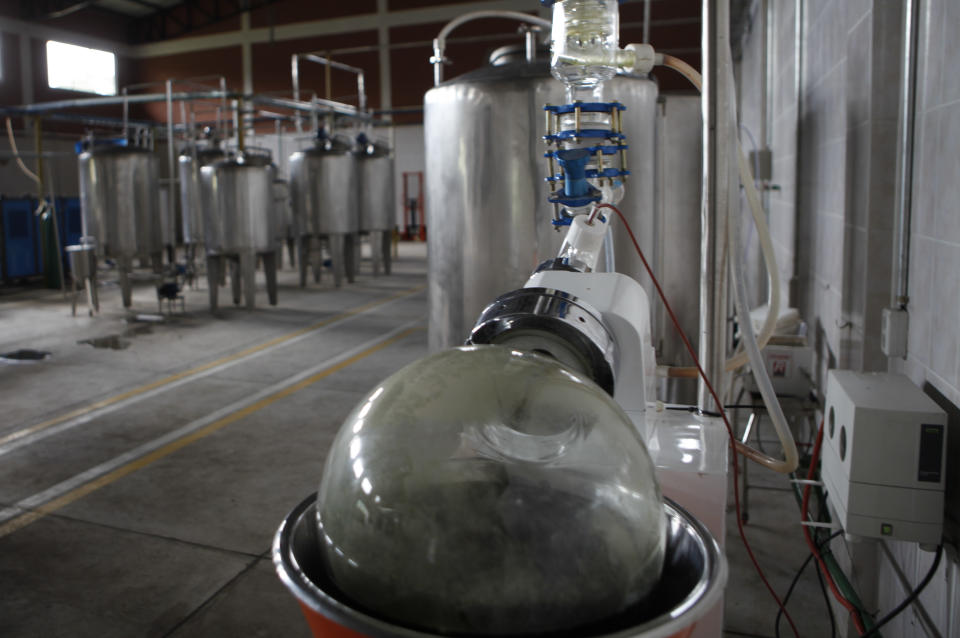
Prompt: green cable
<box><xmin>788</xmin><ymin>463</ymin><xmax>879</xmax><ymax>635</ymax></box>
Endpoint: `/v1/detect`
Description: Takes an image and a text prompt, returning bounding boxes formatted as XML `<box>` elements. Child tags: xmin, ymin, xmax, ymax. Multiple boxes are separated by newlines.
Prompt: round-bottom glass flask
<box><xmin>316</xmin><ymin>345</ymin><xmax>666</xmax><ymax>636</ymax></box>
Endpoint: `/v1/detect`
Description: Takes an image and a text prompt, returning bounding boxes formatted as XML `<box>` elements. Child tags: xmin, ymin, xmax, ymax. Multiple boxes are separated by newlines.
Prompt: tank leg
<box><xmin>241</xmin><ymin>250</ymin><xmax>257</xmax><ymax>309</ymax></box>
<box><xmin>344</xmin><ymin>234</ymin><xmax>356</xmax><ymax>284</ymax></box>
<box><xmin>382</xmin><ymin>230</ymin><xmax>392</xmax><ymax>275</ymax></box>
<box><xmin>353</xmin><ymin>233</ymin><xmax>362</xmax><ymax>276</ymax></box>
<box><xmin>207</xmin><ymin>255</ymin><xmax>220</xmax><ymax>312</ymax></box>
<box><xmin>90</xmin><ymin>271</ymin><xmax>100</xmax><ymax>312</ymax></box>
<box><xmin>287</xmin><ymin>237</ymin><xmax>297</xmax><ymax>269</ymax></box>
<box><xmin>298</xmin><ymin>236</ymin><xmax>309</xmax><ymax>288</ymax></box>
<box><xmin>263</xmin><ymin>251</ymin><xmax>278</xmax><ymax>306</ymax></box>
<box><xmin>85</xmin><ymin>278</ymin><xmax>96</xmax><ymax>317</ymax></box>
<box><xmin>312</xmin><ymin>236</ymin><xmax>323</xmax><ymax>284</ymax></box>
<box><xmin>166</xmin><ymin>245</ymin><xmax>175</xmax><ymax>265</ymax></box>
<box><xmin>230</xmin><ymin>257</ymin><xmax>242</xmax><ymax>305</ymax></box>
<box><xmin>151</xmin><ymin>252</ymin><xmax>163</xmax><ymax>274</ymax></box>
<box><xmin>119</xmin><ymin>257</ymin><xmax>133</xmax><ymax>309</ymax></box>
<box><xmin>371</xmin><ymin>230</ymin><xmax>383</xmax><ymax>277</ymax></box>
<box><xmin>70</xmin><ymin>275</ymin><xmax>78</xmax><ymax>317</ymax></box>
<box><xmin>329</xmin><ymin>234</ymin><xmax>345</xmax><ymax>288</ymax></box>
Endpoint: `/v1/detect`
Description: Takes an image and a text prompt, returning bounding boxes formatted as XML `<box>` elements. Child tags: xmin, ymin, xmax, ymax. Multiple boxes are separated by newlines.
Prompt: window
<box><xmin>46</xmin><ymin>41</ymin><xmax>116</xmax><ymax>96</ymax></box>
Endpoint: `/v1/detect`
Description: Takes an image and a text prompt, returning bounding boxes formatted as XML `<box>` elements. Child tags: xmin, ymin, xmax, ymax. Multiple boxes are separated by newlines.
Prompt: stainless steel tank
<box><xmin>655</xmin><ymin>94</ymin><xmax>703</xmax><ymax>403</ymax></box>
<box><xmin>78</xmin><ymin>142</ymin><xmax>162</xmax><ymax>308</ymax></box>
<box><xmin>78</xmin><ymin>144</ymin><xmax>162</xmax><ymax>260</ymax></box>
<box><xmin>202</xmin><ymin>150</ymin><xmax>277</xmax><ymax>254</ymax></box>
<box><xmin>178</xmin><ymin>145</ymin><xmax>226</xmax><ymax>252</ymax></box>
<box><xmin>289</xmin><ymin>134</ymin><xmax>359</xmax><ymax>287</ymax></box>
<box><xmin>424</xmin><ymin>47</ymin><xmax>657</xmax><ymax>351</ymax></box>
<box><xmin>273</xmin><ymin>178</ymin><xmax>296</xmax><ymax>269</ymax></box>
<box><xmin>356</xmin><ymin>136</ymin><xmax>395</xmax><ymax>276</ymax></box>
<box><xmin>200</xmin><ymin>149</ymin><xmax>279</xmax><ymax>310</ymax></box>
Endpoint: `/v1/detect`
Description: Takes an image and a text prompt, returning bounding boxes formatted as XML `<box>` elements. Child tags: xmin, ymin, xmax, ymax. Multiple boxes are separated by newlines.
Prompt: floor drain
<box><xmin>0</xmin><ymin>349</ymin><xmax>52</xmax><ymax>362</ymax></box>
<box><xmin>78</xmin><ymin>335</ymin><xmax>131</xmax><ymax>350</ymax></box>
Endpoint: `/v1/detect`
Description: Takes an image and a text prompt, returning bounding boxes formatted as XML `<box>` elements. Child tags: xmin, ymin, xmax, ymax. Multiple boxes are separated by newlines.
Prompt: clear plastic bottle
<box><xmin>550</xmin><ymin>0</ymin><xmax>620</xmax><ymax>102</ymax></box>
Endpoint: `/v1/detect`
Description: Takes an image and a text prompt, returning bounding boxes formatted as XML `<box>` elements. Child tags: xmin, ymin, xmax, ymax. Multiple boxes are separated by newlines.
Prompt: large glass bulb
<box><xmin>316</xmin><ymin>346</ymin><xmax>666</xmax><ymax>635</ymax></box>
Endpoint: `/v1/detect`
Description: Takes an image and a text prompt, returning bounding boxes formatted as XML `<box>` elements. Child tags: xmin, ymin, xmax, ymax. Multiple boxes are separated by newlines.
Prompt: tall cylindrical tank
<box><xmin>78</xmin><ymin>143</ymin><xmax>162</xmax><ymax>262</ymax></box>
<box><xmin>201</xmin><ymin>150</ymin><xmax>277</xmax><ymax>255</ymax></box>
<box><xmin>289</xmin><ymin>134</ymin><xmax>359</xmax><ymax>287</ymax></box>
<box><xmin>178</xmin><ymin>145</ymin><xmax>226</xmax><ymax>250</ymax></box>
<box><xmin>78</xmin><ymin>141</ymin><xmax>162</xmax><ymax>308</ymax></box>
<box><xmin>424</xmin><ymin>47</ymin><xmax>657</xmax><ymax>350</ymax></box>
<box><xmin>290</xmin><ymin>135</ymin><xmax>359</xmax><ymax>236</ymax></box>
<box><xmin>356</xmin><ymin>136</ymin><xmax>395</xmax><ymax>276</ymax></box>
<box><xmin>273</xmin><ymin>178</ymin><xmax>296</xmax><ymax>268</ymax></box>
<box><xmin>356</xmin><ymin>138</ymin><xmax>394</xmax><ymax>233</ymax></box>
<box><xmin>200</xmin><ymin>148</ymin><xmax>279</xmax><ymax>310</ymax></box>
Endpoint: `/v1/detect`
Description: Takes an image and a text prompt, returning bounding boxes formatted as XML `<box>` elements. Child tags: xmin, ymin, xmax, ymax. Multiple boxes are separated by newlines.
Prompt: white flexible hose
<box><xmin>5</xmin><ymin>118</ymin><xmax>40</xmax><ymax>185</ymax></box>
<box><xmin>731</xmin><ymin>152</ymin><xmax>799</xmax><ymax>474</ymax></box>
<box><xmin>727</xmin><ymin>141</ymin><xmax>781</xmax><ymax>372</ymax></box>
<box><xmin>659</xmin><ymin>54</ymin><xmax>797</xmax><ymax>473</ymax></box>
<box><xmin>656</xmin><ymin>55</ymin><xmax>781</xmax><ymax>372</ymax></box>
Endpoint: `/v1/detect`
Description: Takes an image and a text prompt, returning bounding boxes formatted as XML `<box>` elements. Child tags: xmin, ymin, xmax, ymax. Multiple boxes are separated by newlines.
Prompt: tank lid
<box><xmin>179</xmin><ymin>144</ymin><xmax>226</xmax><ymax>161</ymax></box>
<box><xmin>354</xmin><ymin>132</ymin><xmax>390</xmax><ymax>158</ymax></box>
<box><xmin>488</xmin><ymin>43</ymin><xmax>551</xmax><ymax>67</ymax></box>
<box><xmin>74</xmin><ymin>137</ymin><xmax>135</xmax><ymax>155</ymax></box>
<box><xmin>234</xmin><ymin>146</ymin><xmax>273</xmax><ymax>166</ymax></box>
<box><xmin>304</xmin><ymin>130</ymin><xmax>354</xmax><ymax>155</ymax></box>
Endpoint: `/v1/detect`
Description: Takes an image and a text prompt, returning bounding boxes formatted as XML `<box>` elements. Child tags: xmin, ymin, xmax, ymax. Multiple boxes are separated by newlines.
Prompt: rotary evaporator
<box><xmin>274</xmin><ymin>2</ymin><xmax>802</xmax><ymax>637</ymax></box>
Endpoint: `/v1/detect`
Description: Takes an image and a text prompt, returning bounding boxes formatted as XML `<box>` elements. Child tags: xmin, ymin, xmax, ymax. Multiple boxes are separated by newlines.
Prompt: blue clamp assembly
<box><xmin>543</xmin><ymin>100</ymin><xmax>629</xmax><ymax>211</ymax></box>
<box><xmin>548</xmin><ymin>148</ymin><xmax>601</xmax><ymax>208</ymax></box>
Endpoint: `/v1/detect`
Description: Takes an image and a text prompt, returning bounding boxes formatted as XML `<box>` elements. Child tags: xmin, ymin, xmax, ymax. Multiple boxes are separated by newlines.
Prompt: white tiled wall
<box><xmin>738</xmin><ymin>0</ymin><xmax>960</xmax><ymax>635</ymax></box>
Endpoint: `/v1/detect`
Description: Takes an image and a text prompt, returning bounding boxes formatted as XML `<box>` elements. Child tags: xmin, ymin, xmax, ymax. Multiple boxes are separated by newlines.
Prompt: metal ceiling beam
<box><xmin>128</xmin><ymin>0</ymin><xmax>278</xmax><ymax>43</ymax></box>
<box><xmin>130</xmin><ymin>0</ymin><xmax>540</xmax><ymax>58</ymax></box>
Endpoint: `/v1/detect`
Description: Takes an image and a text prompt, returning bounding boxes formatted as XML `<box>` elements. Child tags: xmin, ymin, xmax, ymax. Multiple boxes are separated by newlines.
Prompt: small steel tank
<box><xmin>356</xmin><ymin>134</ymin><xmax>395</xmax><ymax>277</ymax></box>
<box><xmin>289</xmin><ymin>133</ymin><xmax>359</xmax><ymax>288</ymax></box>
<box><xmin>273</xmin><ymin>178</ymin><xmax>296</xmax><ymax>269</ymax></box>
<box><xmin>201</xmin><ymin>148</ymin><xmax>279</xmax><ymax>310</ymax></box>
<box><xmin>78</xmin><ymin>140</ymin><xmax>162</xmax><ymax>308</ymax></box>
<box><xmin>424</xmin><ymin>45</ymin><xmax>658</xmax><ymax>350</ymax></box>
<box><xmin>178</xmin><ymin>144</ymin><xmax>226</xmax><ymax>262</ymax></box>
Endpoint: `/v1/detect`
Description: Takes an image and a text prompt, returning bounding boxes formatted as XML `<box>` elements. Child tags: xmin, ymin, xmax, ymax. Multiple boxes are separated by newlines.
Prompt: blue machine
<box><xmin>57</xmin><ymin>197</ymin><xmax>83</xmax><ymax>247</ymax></box>
<box><xmin>1</xmin><ymin>198</ymin><xmax>40</xmax><ymax>280</ymax></box>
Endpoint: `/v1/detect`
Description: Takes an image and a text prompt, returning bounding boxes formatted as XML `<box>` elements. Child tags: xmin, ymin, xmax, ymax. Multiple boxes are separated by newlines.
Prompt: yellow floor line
<box><xmin>0</xmin><ymin>284</ymin><xmax>425</xmax><ymax>447</ymax></box>
<box><xmin>0</xmin><ymin>326</ymin><xmax>422</xmax><ymax>539</ymax></box>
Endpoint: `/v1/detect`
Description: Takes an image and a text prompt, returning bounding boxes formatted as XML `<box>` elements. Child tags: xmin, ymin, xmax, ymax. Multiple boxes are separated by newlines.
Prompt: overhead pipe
<box><xmin>18</xmin><ymin>91</ymin><xmax>235</xmax><ymax>114</ymax></box>
<box><xmin>893</xmin><ymin>0</ymin><xmax>920</xmax><ymax>308</ymax></box>
<box><xmin>291</xmin><ymin>53</ymin><xmax>367</xmax><ymax>134</ymax></box>
<box><xmin>431</xmin><ymin>11</ymin><xmax>551</xmax><ymax>86</ymax></box>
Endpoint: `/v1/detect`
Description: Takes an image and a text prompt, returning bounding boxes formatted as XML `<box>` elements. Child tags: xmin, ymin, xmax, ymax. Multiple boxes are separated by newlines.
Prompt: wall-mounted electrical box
<box><xmin>821</xmin><ymin>371</ymin><xmax>947</xmax><ymax>545</ymax></box>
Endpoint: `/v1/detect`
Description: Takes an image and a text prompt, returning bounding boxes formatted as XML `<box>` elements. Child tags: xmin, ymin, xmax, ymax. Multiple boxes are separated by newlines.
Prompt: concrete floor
<box><xmin>0</xmin><ymin>242</ymin><xmax>829</xmax><ymax>637</ymax></box>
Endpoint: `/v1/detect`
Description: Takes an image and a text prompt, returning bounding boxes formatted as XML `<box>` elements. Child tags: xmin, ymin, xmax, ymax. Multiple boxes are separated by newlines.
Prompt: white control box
<box><xmin>821</xmin><ymin>371</ymin><xmax>947</xmax><ymax>544</ymax></box>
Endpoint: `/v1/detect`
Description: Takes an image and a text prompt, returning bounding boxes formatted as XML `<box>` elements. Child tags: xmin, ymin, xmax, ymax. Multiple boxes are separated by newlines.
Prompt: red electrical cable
<box><xmin>801</xmin><ymin>421</ymin><xmax>868</xmax><ymax>634</ymax></box>
<box><xmin>594</xmin><ymin>203</ymin><xmax>801</xmax><ymax>638</ymax></box>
